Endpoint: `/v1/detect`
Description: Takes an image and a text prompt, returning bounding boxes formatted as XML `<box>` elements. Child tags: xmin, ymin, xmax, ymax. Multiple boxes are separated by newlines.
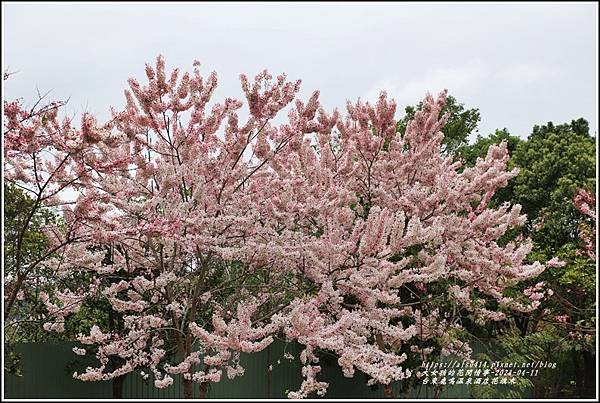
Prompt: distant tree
<box><xmin>457</xmin><ymin>128</ymin><xmax>522</xmax><ymax>167</ymax></box>
<box><xmin>457</xmin><ymin>118</ymin><xmax>595</xmax><ymax>256</ymax></box>
<box><xmin>3</xmin><ymin>184</ymin><xmax>55</xmax><ymax>374</ymax></box>
<box><xmin>4</xmin><ymin>184</ymin><xmax>55</xmax><ymax>330</ymax></box>
<box><xmin>511</xmin><ymin>119</ymin><xmax>595</xmax><ymax>242</ymax></box>
<box><xmin>397</xmin><ymin>95</ymin><xmax>480</xmax><ymax>155</ymax></box>
<box><xmin>457</xmin><ymin>119</ymin><xmax>596</xmax><ymax>398</ymax></box>
<box><xmin>509</xmin><ymin>121</ymin><xmax>595</xmax><ymax>351</ymax></box>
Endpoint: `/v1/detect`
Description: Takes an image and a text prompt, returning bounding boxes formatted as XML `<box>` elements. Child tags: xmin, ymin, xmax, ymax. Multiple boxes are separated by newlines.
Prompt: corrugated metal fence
<box><xmin>4</xmin><ymin>340</ymin><xmax>521</xmax><ymax>399</ymax></box>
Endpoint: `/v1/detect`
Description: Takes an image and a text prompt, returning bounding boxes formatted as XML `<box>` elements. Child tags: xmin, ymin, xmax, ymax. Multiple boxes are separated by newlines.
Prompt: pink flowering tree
<box><xmin>3</xmin><ymin>71</ymin><xmax>137</xmax><ymax>391</ymax></box>
<box><xmin>28</xmin><ymin>57</ymin><xmax>556</xmax><ymax>399</ymax></box>
<box><xmin>3</xmin><ymin>71</ymin><xmax>128</xmax><ymax>328</ymax></box>
<box><xmin>260</xmin><ymin>90</ymin><xmax>557</xmax><ymax>398</ymax></box>
<box><xmin>557</xmin><ymin>187</ymin><xmax>597</xmax><ymax>347</ymax></box>
<box><xmin>574</xmin><ymin>188</ymin><xmax>596</xmax><ymax>261</ymax></box>
<box><xmin>34</xmin><ymin>56</ymin><xmax>321</xmax><ymax>398</ymax></box>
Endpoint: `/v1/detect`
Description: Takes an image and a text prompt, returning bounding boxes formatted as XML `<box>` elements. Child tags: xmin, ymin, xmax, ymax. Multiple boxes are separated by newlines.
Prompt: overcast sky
<box><xmin>2</xmin><ymin>2</ymin><xmax>598</xmax><ymax>141</ymax></box>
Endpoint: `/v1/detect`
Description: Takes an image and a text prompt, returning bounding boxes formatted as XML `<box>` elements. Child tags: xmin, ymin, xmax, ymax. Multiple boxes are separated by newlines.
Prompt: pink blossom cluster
<box><xmin>574</xmin><ymin>189</ymin><xmax>596</xmax><ymax>261</ymax></box>
<box><xmin>5</xmin><ymin>56</ymin><xmax>561</xmax><ymax>398</ymax></box>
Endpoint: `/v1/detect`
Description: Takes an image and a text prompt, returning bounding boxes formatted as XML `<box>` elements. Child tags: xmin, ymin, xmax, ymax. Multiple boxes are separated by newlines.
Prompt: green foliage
<box><xmin>397</xmin><ymin>95</ymin><xmax>481</xmax><ymax>155</ymax></box>
<box><xmin>511</xmin><ymin>118</ymin><xmax>595</xmax><ymax>246</ymax></box>
<box><xmin>456</xmin><ymin>116</ymin><xmax>596</xmax><ymax>399</ymax></box>
<box><xmin>450</xmin><ymin>120</ymin><xmax>595</xmax><ymax>244</ymax></box>
<box><xmin>4</xmin><ymin>184</ymin><xmax>56</xmax><ymax>341</ymax></box>
<box><xmin>456</xmin><ymin>128</ymin><xmax>524</xmax><ymax>206</ymax></box>
<box><xmin>4</xmin><ymin>185</ymin><xmax>55</xmax><ymax>372</ymax></box>
<box><xmin>4</xmin><ymin>348</ymin><xmax>23</xmax><ymax>377</ymax></box>
<box><xmin>457</xmin><ymin>128</ymin><xmax>523</xmax><ymax>168</ymax></box>
<box><xmin>552</xmin><ymin>243</ymin><xmax>595</xmax><ymax>292</ymax></box>
<box><xmin>3</xmin><ymin>184</ymin><xmax>57</xmax><ymax>278</ymax></box>
<box><xmin>470</xmin><ymin>325</ymin><xmax>595</xmax><ymax>398</ymax></box>
<box><xmin>508</xmin><ymin>120</ymin><xmax>596</xmax><ymax>366</ymax></box>
<box><xmin>3</xmin><ymin>185</ymin><xmax>113</xmax><ymax>371</ymax></box>
<box><xmin>457</xmin><ymin>118</ymin><xmax>595</xmax><ymax>286</ymax></box>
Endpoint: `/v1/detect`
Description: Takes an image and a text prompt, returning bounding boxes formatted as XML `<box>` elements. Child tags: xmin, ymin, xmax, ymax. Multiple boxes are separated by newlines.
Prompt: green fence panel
<box><xmin>4</xmin><ymin>342</ymin><xmax>112</xmax><ymax>399</ymax></box>
<box><xmin>4</xmin><ymin>340</ymin><xmax>531</xmax><ymax>399</ymax></box>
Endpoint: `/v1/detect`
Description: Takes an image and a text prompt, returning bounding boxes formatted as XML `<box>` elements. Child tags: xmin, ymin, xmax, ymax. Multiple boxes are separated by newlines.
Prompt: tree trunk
<box><xmin>383</xmin><ymin>384</ymin><xmax>394</xmax><ymax>399</ymax></box>
<box><xmin>514</xmin><ymin>316</ymin><xmax>529</xmax><ymax>337</ymax></box>
<box><xmin>582</xmin><ymin>350</ymin><xmax>595</xmax><ymax>398</ymax></box>
<box><xmin>183</xmin><ymin>378</ymin><xmax>194</xmax><ymax>399</ymax></box>
<box><xmin>113</xmin><ymin>374</ymin><xmax>125</xmax><ymax>399</ymax></box>
<box><xmin>108</xmin><ymin>308</ymin><xmax>126</xmax><ymax>399</ymax></box>
<box><xmin>572</xmin><ymin>350</ymin><xmax>584</xmax><ymax>397</ymax></box>
<box><xmin>199</xmin><ymin>381</ymin><xmax>209</xmax><ymax>399</ymax></box>
<box><xmin>374</xmin><ymin>333</ymin><xmax>394</xmax><ymax>398</ymax></box>
<box><xmin>267</xmin><ymin>344</ymin><xmax>272</xmax><ymax>398</ymax></box>
<box><xmin>532</xmin><ymin>377</ymin><xmax>545</xmax><ymax>399</ymax></box>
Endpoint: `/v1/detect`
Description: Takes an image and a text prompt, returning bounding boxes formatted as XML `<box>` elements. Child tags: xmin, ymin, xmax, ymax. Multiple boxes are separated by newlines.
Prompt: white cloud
<box><xmin>365</xmin><ymin>60</ymin><xmax>488</xmax><ymax>107</ymax></box>
<box><xmin>365</xmin><ymin>61</ymin><xmax>563</xmax><ymax>113</ymax></box>
<box><xmin>493</xmin><ymin>63</ymin><xmax>561</xmax><ymax>85</ymax></box>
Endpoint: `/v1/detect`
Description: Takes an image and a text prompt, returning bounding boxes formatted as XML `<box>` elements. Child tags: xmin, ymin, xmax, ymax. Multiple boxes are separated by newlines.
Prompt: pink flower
<box><xmin>546</xmin><ymin>257</ymin><xmax>566</xmax><ymax>268</ymax></box>
<box><xmin>154</xmin><ymin>375</ymin><xmax>173</xmax><ymax>389</ymax></box>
